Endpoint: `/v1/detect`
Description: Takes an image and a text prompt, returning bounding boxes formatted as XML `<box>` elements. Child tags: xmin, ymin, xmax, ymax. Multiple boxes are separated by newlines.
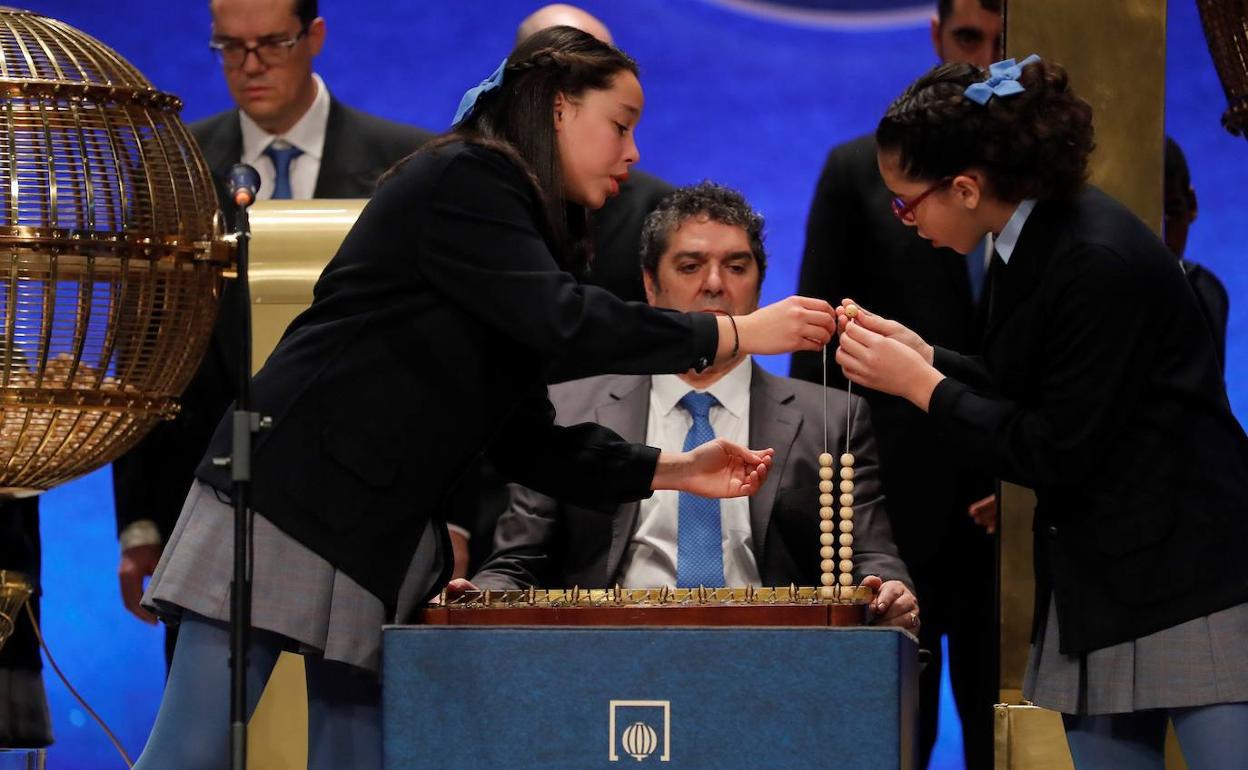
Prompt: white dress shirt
<box><xmin>239</xmin><ymin>72</ymin><xmax>331</xmax><ymax>201</ymax></box>
<box><xmin>618</xmin><ymin>358</ymin><xmax>763</xmax><ymax>588</ymax></box>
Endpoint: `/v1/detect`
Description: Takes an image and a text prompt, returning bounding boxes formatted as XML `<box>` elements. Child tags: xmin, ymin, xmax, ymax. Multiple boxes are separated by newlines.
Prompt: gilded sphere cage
<box><xmin>0</xmin><ymin>7</ymin><xmax>227</xmax><ymax>496</ymax></box>
<box><xmin>1198</xmin><ymin>0</ymin><xmax>1248</xmax><ymax>138</ymax></box>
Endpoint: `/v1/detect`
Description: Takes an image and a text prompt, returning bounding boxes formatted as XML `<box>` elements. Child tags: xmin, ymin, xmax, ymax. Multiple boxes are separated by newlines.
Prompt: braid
<box><xmin>877</xmin><ymin>59</ymin><xmax>1095</xmax><ymax>202</ymax></box>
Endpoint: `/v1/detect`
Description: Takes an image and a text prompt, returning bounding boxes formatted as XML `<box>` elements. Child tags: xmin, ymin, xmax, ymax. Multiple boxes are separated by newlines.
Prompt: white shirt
<box><xmin>618</xmin><ymin>358</ymin><xmax>763</xmax><ymax>588</ymax></box>
<box><xmin>995</xmin><ymin>198</ymin><xmax>1038</xmax><ymax>264</ymax></box>
<box><xmin>239</xmin><ymin>72</ymin><xmax>331</xmax><ymax>201</ymax></box>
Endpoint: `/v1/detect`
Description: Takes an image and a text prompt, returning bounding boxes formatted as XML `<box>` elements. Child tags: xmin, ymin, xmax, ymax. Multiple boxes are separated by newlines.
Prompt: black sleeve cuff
<box><xmin>690</xmin><ymin>312</ymin><xmax>719</xmax><ymax>373</ymax></box>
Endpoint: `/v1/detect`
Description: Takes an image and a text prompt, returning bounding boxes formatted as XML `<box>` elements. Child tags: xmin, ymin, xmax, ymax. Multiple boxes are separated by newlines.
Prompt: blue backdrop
<box><xmin>22</xmin><ymin>1</ymin><xmax>1248</xmax><ymax>767</ymax></box>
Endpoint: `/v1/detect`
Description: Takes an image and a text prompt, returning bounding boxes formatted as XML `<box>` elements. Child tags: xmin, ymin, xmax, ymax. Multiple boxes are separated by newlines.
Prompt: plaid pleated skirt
<box><xmin>1023</xmin><ymin>592</ymin><xmax>1248</xmax><ymax>715</ymax></box>
<box><xmin>143</xmin><ymin>481</ymin><xmax>443</xmax><ymax>673</ymax></box>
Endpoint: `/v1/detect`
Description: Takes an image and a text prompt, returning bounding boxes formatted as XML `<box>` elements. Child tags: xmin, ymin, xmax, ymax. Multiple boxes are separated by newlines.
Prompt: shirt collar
<box><xmin>651</xmin><ymin>356</ymin><xmax>752</xmax><ymax>421</ymax></box>
<box><xmin>994</xmin><ymin>198</ymin><xmax>1037</xmax><ymax>264</ymax></box>
<box><xmin>240</xmin><ymin>72</ymin><xmax>330</xmax><ymax>165</ymax></box>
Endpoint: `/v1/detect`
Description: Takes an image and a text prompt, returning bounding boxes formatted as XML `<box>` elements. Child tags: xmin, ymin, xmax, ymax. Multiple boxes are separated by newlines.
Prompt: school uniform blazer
<box><xmin>471</xmin><ymin>364</ymin><xmax>912</xmax><ymax>591</ymax></box>
<box><xmin>194</xmin><ymin>143</ymin><xmax>720</xmax><ymax>608</ymax></box>
<box><xmin>928</xmin><ymin>186</ymin><xmax>1248</xmax><ymax>654</ymax></box>
<box><xmin>112</xmin><ymin>99</ymin><xmax>432</xmax><ymax>545</ymax></box>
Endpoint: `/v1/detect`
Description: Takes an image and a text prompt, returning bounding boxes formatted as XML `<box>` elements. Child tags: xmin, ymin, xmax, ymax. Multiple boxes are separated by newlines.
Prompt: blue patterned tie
<box><xmin>675</xmin><ymin>391</ymin><xmax>724</xmax><ymax>588</ymax></box>
<box><xmin>263</xmin><ymin>143</ymin><xmax>303</xmax><ymax>200</ymax></box>
<box><xmin>967</xmin><ymin>238</ymin><xmax>987</xmax><ymax>304</ymax></box>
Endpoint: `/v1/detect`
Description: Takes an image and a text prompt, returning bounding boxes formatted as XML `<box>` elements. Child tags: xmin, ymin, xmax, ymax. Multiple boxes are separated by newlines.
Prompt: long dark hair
<box><xmin>876</xmin><ymin>58</ymin><xmax>1094</xmax><ymax>202</ymax></box>
<box><xmin>396</xmin><ymin>26</ymin><xmax>638</xmax><ymax>272</ymax></box>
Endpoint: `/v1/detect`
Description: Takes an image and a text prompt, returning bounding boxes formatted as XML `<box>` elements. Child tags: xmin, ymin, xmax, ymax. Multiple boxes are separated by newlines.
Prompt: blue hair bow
<box><xmin>964</xmin><ymin>54</ymin><xmax>1041</xmax><ymax>105</ymax></box>
<box><xmin>452</xmin><ymin>57</ymin><xmax>508</xmax><ymax>127</ymax></box>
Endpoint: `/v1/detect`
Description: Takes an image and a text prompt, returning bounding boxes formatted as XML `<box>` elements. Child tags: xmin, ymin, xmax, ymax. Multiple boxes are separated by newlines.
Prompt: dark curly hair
<box><xmin>875</xmin><ymin>58</ymin><xmax>1095</xmax><ymax>203</ymax></box>
<box><xmin>639</xmin><ymin>181</ymin><xmax>767</xmax><ymax>290</ymax></box>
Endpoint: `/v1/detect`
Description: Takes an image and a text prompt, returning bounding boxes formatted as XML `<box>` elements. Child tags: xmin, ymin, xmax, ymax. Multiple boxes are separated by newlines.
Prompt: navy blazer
<box><xmin>112</xmin><ymin>99</ymin><xmax>432</xmax><ymax>544</ymax></box>
<box><xmin>195</xmin><ymin>143</ymin><xmax>720</xmax><ymax>607</ymax></box>
<box><xmin>929</xmin><ymin>187</ymin><xmax>1248</xmax><ymax>653</ymax></box>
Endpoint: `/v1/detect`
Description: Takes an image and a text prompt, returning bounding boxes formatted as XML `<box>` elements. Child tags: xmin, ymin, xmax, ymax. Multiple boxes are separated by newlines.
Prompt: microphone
<box><xmin>228</xmin><ymin>163</ymin><xmax>261</xmax><ymax>208</ymax></box>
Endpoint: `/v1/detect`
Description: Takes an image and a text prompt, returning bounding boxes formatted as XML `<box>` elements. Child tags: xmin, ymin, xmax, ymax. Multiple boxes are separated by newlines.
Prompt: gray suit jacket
<box><xmin>473</xmin><ymin>363</ymin><xmax>911</xmax><ymax>590</ymax></box>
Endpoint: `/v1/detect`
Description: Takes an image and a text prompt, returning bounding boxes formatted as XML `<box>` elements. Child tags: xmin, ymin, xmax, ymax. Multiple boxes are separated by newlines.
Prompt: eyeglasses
<box><xmin>891</xmin><ymin>176</ymin><xmax>954</xmax><ymax>223</ymax></box>
<box><xmin>209</xmin><ymin>28</ymin><xmax>307</xmax><ymax>69</ymax></box>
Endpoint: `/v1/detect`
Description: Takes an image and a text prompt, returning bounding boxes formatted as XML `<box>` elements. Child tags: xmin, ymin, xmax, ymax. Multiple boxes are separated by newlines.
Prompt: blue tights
<box><xmin>1062</xmin><ymin>702</ymin><xmax>1248</xmax><ymax>770</ymax></box>
<box><xmin>132</xmin><ymin>613</ymin><xmax>381</xmax><ymax>770</ymax></box>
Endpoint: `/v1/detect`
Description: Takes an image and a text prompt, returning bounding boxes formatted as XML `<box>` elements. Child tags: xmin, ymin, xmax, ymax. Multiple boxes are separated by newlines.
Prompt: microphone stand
<box><xmin>215</xmin><ymin>170</ymin><xmax>267</xmax><ymax>770</ymax></box>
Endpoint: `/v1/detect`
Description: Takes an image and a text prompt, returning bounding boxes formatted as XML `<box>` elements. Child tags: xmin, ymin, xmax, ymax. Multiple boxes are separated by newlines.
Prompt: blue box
<box><xmin>383</xmin><ymin>626</ymin><xmax>918</xmax><ymax>769</ymax></box>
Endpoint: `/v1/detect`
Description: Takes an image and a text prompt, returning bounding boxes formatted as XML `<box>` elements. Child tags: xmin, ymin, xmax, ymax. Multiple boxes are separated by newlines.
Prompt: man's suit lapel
<box><xmin>597</xmin><ymin>376</ymin><xmax>651</xmax><ymax>583</ymax></box>
<box><xmin>314</xmin><ymin>99</ymin><xmax>381</xmax><ymax>198</ymax></box>
<box><xmin>746</xmin><ymin>365</ymin><xmax>802</xmax><ymax>568</ymax></box>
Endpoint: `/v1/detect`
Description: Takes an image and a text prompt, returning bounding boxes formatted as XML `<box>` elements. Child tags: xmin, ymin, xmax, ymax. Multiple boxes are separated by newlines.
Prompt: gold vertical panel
<box><xmin>245</xmin><ymin>199</ymin><xmax>363</xmax><ymax>770</ymax></box>
<box><xmin>246</xmin><ymin>199</ymin><xmax>366</xmax><ymax>373</ymax></box>
<box><xmin>997</xmin><ymin>482</ymin><xmax>1036</xmax><ymax>695</ymax></box>
<box><xmin>1005</xmin><ymin>0</ymin><xmax>1166</xmax><ymax>235</ymax></box>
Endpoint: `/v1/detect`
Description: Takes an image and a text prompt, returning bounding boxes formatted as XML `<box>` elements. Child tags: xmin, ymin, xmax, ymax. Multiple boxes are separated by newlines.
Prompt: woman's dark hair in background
<box><xmin>876</xmin><ymin>58</ymin><xmax>1095</xmax><ymax>203</ymax></box>
<box><xmin>391</xmin><ymin>26</ymin><xmax>638</xmax><ymax>273</ymax></box>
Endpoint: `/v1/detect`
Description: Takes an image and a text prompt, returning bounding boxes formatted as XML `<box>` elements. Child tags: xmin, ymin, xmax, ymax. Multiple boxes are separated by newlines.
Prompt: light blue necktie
<box><xmin>263</xmin><ymin>143</ymin><xmax>303</xmax><ymax>200</ymax></box>
<box><xmin>967</xmin><ymin>238</ymin><xmax>988</xmax><ymax>304</ymax></box>
<box><xmin>675</xmin><ymin>391</ymin><xmax>725</xmax><ymax>588</ymax></box>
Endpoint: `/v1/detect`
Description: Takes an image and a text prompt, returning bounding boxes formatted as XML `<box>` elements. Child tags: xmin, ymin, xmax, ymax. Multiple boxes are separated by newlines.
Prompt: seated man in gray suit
<box><xmin>462</xmin><ymin>183</ymin><xmax>918</xmax><ymax>628</ymax></box>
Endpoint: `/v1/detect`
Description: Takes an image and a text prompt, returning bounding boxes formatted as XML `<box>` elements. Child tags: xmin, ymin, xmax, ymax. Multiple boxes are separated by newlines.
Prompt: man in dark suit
<box><xmin>445</xmin><ymin>4</ymin><xmax>673</xmax><ymax>576</ymax></box>
<box><xmin>790</xmin><ymin>2</ymin><xmax>1001</xmax><ymax>767</ymax></box>
<box><xmin>111</xmin><ymin>0</ymin><xmax>430</xmax><ymax>658</ymax></box>
<box><xmin>1163</xmin><ymin>136</ymin><xmax>1228</xmax><ymax>372</ymax></box>
<box><xmin>465</xmin><ymin>183</ymin><xmax>915</xmax><ymax>624</ymax></box>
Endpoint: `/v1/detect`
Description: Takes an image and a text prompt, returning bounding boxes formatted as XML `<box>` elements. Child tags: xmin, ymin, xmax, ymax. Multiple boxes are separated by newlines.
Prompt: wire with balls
<box><xmin>818</xmin><ymin>303</ymin><xmax>859</xmax><ymax>601</ymax></box>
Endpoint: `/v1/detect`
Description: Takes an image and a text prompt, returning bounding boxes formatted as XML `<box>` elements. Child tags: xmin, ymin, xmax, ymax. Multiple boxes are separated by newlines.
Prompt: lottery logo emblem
<box><xmin>608</xmin><ymin>700</ymin><xmax>671</xmax><ymax>762</ymax></box>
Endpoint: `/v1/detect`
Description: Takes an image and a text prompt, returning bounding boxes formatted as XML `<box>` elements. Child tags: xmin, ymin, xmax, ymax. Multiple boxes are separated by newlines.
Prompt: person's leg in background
<box><xmin>1171</xmin><ymin>702</ymin><xmax>1248</xmax><ymax>770</ymax></box>
<box><xmin>1061</xmin><ymin>711</ymin><xmax>1167</xmax><ymax>770</ymax></box>
<box><xmin>132</xmin><ymin>612</ymin><xmax>282</xmax><ymax>770</ymax></box>
<box><xmin>305</xmin><ymin>655</ymin><xmax>382</xmax><ymax>770</ymax></box>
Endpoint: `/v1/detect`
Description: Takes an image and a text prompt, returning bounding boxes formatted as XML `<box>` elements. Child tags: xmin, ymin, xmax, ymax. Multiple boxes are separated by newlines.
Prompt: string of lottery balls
<box><xmin>819</xmin><ymin>303</ymin><xmax>858</xmax><ymax>600</ymax></box>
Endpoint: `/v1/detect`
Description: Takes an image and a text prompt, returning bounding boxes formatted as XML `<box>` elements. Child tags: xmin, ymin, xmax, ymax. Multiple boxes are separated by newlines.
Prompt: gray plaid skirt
<box><xmin>143</xmin><ymin>481</ymin><xmax>443</xmax><ymax>673</ymax></box>
<box><xmin>1023</xmin><ymin>593</ymin><xmax>1248</xmax><ymax>715</ymax></box>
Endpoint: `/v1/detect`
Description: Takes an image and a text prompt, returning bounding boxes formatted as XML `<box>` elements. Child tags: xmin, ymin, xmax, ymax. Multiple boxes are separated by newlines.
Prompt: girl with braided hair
<box><xmin>835</xmin><ymin>56</ymin><xmax>1248</xmax><ymax>768</ymax></box>
<box><xmin>131</xmin><ymin>25</ymin><xmax>837</xmax><ymax>769</ymax></box>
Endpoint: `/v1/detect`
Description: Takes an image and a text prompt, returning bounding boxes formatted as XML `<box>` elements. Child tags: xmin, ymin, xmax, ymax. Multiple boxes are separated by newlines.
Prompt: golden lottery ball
<box><xmin>820</xmin><ymin>493</ymin><xmax>835</xmax><ymax>506</ymax></box>
<box><xmin>840</xmin><ymin>453</ymin><xmax>855</xmax><ymax>467</ymax></box>
<box><xmin>840</xmin><ymin>480</ymin><xmax>855</xmax><ymax>493</ymax></box>
<box><xmin>819</xmin><ymin>452</ymin><xmax>834</xmax><ymax>467</ymax></box>
<box><xmin>839</xmin><ymin>520</ymin><xmax>854</xmax><ymax>533</ymax></box>
<box><xmin>839</xmin><ymin>506</ymin><xmax>854</xmax><ymax>519</ymax></box>
<box><xmin>820</xmin><ymin>533</ymin><xmax>836</xmax><ymax>546</ymax></box>
<box><xmin>821</xmin><ymin>546</ymin><xmax>835</xmax><ymax>559</ymax></box>
<box><xmin>821</xmin><ymin>559</ymin><xmax>835</xmax><ymax>572</ymax></box>
<box><xmin>839</xmin><ymin>559</ymin><xmax>854</xmax><ymax>573</ymax></box>
<box><xmin>839</xmin><ymin>493</ymin><xmax>855</xmax><ymax>507</ymax></box>
<box><xmin>819</xmin><ymin>480</ymin><xmax>834</xmax><ymax>494</ymax></box>
<box><xmin>845</xmin><ymin>304</ymin><xmax>859</xmax><ymax>318</ymax></box>
<box><xmin>820</xmin><ymin>506</ymin><xmax>835</xmax><ymax>520</ymax></box>
<box><xmin>820</xmin><ymin>586</ymin><xmax>836</xmax><ymax>600</ymax></box>
<box><xmin>839</xmin><ymin>467</ymin><xmax>855</xmax><ymax>480</ymax></box>
<box><xmin>820</xmin><ymin>520</ymin><xmax>835</xmax><ymax>533</ymax></box>
<box><xmin>839</xmin><ymin>546</ymin><xmax>854</xmax><ymax>559</ymax></box>
<box><xmin>819</xmin><ymin>467</ymin><xmax>834</xmax><ymax>480</ymax></box>
<box><xmin>839</xmin><ymin>573</ymin><xmax>854</xmax><ymax>586</ymax></box>
<box><xmin>821</xmin><ymin>573</ymin><xmax>835</xmax><ymax>587</ymax></box>
<box><xmin>839</xmin><ymin>533</ymin><xmax>854</xmax><ymax>546</ymax></box>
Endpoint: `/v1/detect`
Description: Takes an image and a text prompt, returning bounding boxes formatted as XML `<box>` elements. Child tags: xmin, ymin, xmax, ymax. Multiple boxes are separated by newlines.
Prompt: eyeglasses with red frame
<box><xmin>891</xmin><ymin>176</ymin><xmax>954</xmax><ymax>222</ymax></box>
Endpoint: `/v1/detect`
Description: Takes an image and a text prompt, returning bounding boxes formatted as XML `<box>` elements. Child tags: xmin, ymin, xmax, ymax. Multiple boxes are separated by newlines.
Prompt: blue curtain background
<box><xmin>23</xmin><ymin>1</ymin><xmax>1247</xmax><ymax>767</ymax></box>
